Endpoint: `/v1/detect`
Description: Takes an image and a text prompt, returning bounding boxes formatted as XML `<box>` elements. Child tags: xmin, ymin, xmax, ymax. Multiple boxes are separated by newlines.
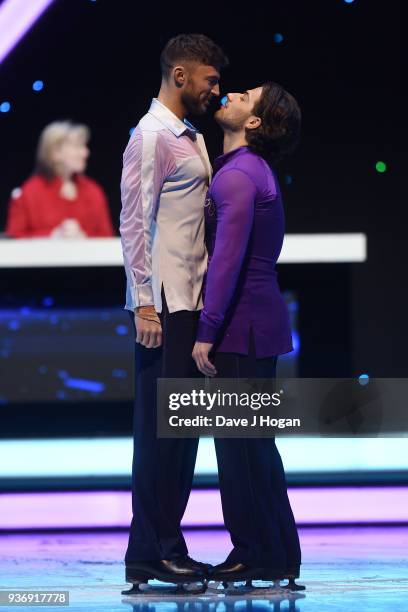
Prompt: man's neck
<box><xmin>222</xmin><ymin>131</ymin><xmax>248</xmax><ymax>155</ymax></box>
<box><xmin>157</xmin><ymin>86</ymin><xmax>187</xmax><ymax>120</ymax></box>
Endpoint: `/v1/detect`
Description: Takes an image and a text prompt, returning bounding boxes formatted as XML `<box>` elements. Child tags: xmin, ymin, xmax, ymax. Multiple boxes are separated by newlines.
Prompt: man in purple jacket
<box><xmin>192</xmin><ymin>82</ymin><xmax>304</xmax><ymax>588</ymax></box>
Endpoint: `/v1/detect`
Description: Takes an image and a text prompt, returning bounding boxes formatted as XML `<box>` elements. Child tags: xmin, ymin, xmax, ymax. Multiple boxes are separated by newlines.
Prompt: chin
<box><xmin>214</xmin><ymin>113</ymin><xmax>229</xmax><ymax>128</ymax></box>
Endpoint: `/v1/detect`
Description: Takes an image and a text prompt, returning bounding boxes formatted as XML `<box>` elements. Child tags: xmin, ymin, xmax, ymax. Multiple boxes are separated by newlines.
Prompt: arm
<box><xmin>119</xmin><ymin>129</ymin><xmax>174</xmax><ymax>309</ymax></box>
<box><xmin>6</xmin><ymin>186</ymin><xmax>69</xmax><ymax>238</ymax></box>
<box><xmin>196</xmin><ymin>168</ymin><xmax>257</xmax><ymax>344</ymax></box>
<box><xmin>5</xmin><ymin>190</ymin><xmax>41</xmax><ymax>238</ymax></box>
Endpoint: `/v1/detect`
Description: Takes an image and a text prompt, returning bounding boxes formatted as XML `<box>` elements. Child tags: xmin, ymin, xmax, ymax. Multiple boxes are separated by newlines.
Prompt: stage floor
<box><xmin>1</xmin><ymin>527</ymin><xmax>407</xmax><ymax>610</ymax></box>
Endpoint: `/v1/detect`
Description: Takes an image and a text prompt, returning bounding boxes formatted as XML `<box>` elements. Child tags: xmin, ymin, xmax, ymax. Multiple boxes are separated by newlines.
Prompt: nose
<box><xmin>211</xmin><ymin>83</ymin><xmax>220</xmax><ymax>96</ymax></box>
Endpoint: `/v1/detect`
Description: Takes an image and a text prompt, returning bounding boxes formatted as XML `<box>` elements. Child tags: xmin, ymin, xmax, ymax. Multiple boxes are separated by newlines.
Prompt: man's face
<box><xmin>181</xmin><ymin>63</ymin><xmax>220</xmax><ymax>115</ymax></box>
<box><xmin>215</xmin><ymin>86</ymin><xmax>263</xmax><ymax>130</ymax></box>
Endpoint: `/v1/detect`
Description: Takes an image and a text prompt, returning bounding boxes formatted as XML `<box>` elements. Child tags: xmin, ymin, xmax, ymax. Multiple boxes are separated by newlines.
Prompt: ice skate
<box><xmin>207</xmin><ymin>561</ymin><xmax>284</xmax><ymax>594</ymax></box>
<box><xmin>281</xmin><ymin>567</ymin><xmax>306</xmax><ymax>591</ymax></box>
<box><xmin>122</xmin><ymin>558</ymin><xmax>209</xmax><ymax>596</ymax></box>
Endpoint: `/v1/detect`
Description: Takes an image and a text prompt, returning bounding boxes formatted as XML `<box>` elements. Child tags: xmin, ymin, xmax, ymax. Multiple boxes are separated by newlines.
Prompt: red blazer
<box><xmin>6</xmin><ymin>174</ymin><xmax>115</xmax><ymax>238</ymax></box>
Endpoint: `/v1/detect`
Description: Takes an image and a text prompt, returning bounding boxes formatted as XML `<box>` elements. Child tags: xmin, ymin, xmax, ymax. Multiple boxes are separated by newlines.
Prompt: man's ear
<box><xmin>246</xmin><ymin>115</ymin><xmax>262</xmax><ymax>131</ymax></box>
<box><xmin>173</xmin><ymin>66</ymin><xmax>186</xmax><ymax>88</ymax></box>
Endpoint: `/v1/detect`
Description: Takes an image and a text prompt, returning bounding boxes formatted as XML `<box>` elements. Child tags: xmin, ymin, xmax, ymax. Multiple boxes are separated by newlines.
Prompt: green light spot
<box><xmin>376</xmin><ymin>161</ymin><xmax>387</xmax><ymax>173</ymax></box>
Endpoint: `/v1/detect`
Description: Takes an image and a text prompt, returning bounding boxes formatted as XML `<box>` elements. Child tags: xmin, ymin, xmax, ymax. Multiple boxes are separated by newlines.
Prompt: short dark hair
<box><xmin>246</xmin><ymin>82</ymin><xmax>301</xmax><ymax>166</ymax></box>
<box><xmin>160</xmin><ymin>33</ymin><xmax>229</xmax><ymax>79</ymax></box>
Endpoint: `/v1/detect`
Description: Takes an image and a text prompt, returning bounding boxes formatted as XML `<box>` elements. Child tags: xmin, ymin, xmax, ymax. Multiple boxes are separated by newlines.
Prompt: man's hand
<box><xmin>192</xmin><ymin>341</ymin><xmax>217</xmax><ymax>377</ymax></box>
<box><xmin>135</xmin><ymin>306</ymin><xmax>162</xmax><ymax>349</ymax></box>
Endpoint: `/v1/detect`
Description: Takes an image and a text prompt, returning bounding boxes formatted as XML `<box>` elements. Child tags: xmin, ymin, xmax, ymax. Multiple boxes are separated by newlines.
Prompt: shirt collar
<box><xmin>214</xmin><ymin>145</ymin><xmax>250</xmax><ymax>172</ymax></box>
<box><xmin>148</xmin><ymin>98</ymin><xmax>199</xmax><ymax>140</ymax></box>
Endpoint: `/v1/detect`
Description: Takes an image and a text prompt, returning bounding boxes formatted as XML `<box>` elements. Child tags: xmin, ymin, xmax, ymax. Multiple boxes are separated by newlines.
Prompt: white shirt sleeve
<box><xmin>119</xmin><ymin>129</ymin><xmax>175</xmax><ymax>309</ymax></box>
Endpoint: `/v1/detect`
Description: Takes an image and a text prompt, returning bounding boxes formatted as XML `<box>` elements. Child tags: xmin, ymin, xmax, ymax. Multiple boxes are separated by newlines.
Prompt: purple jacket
<box><xmin>196</xmin><ymin>146</ymin><xmax>293</xmax><ymax>358</ymax></box>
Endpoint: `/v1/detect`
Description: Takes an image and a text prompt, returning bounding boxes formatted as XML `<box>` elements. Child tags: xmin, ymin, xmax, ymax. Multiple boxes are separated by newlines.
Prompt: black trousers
<box><xmin>125</xmin><ymin>292</ymin><xmax>201</xmax><ymax>563</ymax></box>
<box><xmin>212</xmin><ymin>332</ymin><xmax>301</xmax><ymax>571</ymax></box>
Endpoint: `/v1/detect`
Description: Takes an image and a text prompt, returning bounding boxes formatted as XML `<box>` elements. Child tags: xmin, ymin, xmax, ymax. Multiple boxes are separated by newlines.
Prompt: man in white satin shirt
<box><xmin>119</xmin><ymin>34</ymin><xmax>228</xmax><ymax>586</ymax></box>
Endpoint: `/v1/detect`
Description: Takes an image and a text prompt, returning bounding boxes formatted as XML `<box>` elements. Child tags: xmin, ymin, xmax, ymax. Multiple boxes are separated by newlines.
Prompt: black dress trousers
<box><xmin>212</xmin><ymin>332</ymin><xmax>301</xmax><ymax>572</ymax></box>
<box><xmin>125</xmin><ymin>291</ymin><xmax>201</xmax><ymax>564</ymax></box>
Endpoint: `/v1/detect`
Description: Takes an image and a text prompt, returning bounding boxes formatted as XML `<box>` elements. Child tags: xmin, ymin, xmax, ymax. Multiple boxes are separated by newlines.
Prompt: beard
<box><xmin>181</xmin><ymin>83</ymin><xmax>212</xmax><ymax>116</ymax></box>
<box><xmin>214</xmin><ymin>108</ymin><xmax>243</xmax><ymax>131</ymax></box>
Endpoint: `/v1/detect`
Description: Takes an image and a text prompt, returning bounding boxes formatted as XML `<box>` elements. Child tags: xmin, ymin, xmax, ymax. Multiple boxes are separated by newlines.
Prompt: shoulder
<box><xmin>77</xmin><ymin>175</ymin><xmax>106</xmax><ymax>200</ymax></box>
<box><xmin>10</xmin><ymin>174</ymin><xmax>51</xmax><ymax>199</ymax></box>
<box><xmin>139</xmin><ymin>111</ymin><xmax>165</xmax><ymax>133</ymax></box>
<box><xmin>125</xmin><ymin>123</ymin><xmax>169</xmax><ymax>157</ymax></box>
<box><xmin>77</xmin><ymin>174</ymin><xmax>102</xmax><ymax>191</ymax></box>
<box><xmin>213</xmin><ymin>155</ymin><xmax>258</xmax><ymax>193</ymax></box>
<box><xmin>234</xmin><ymin>150</ymin><xmax>271</xmax><ymax>180</ymax></box>
<box><xmin>211</xmin><ymin>166</ymin><xmax>258</xmax><ymax>207</ymax></box>
<box><xmin>233</xmin><ymin>150</ymin><xmax>277</xmax><ymax>196</ymax></box>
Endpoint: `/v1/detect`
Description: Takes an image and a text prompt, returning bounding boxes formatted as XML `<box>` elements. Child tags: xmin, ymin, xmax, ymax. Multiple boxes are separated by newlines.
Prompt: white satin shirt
<box><xmin>120</xmin><ymin>98</ymin><xmax>212</xmax><ymax>313</ymax></box>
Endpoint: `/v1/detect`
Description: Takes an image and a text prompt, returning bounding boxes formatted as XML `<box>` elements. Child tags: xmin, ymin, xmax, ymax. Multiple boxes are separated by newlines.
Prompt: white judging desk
<box><xmin>0</xmin><ymin>234</ymin><xmax>367</xmax><ymax>268</ymax></box>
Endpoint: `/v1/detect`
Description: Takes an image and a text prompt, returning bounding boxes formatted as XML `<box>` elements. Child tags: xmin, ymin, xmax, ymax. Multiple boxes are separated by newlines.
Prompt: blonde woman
<box><xmin>6</xmin><ymin>120</ymin><xmax>114</xmax><ymax>238</ymax></box>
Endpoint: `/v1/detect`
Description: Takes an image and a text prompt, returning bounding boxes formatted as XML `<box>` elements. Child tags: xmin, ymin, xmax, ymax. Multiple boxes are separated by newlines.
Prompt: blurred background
<box><xmin>0</xmin><ymin>0</ymin><xmax>407</xmax><ymax>530</ymax></box>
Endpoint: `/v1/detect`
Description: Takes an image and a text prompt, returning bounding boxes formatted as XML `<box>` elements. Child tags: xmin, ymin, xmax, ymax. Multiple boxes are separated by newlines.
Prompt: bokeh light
<box><xmin>0</xmin><ymin>101</ymin><xmax>11</xmax><ymax>113</ymax></box>
<box><xmin>42</xmin><ymin>296</ymin><xmax>54</xmax><ymax>307</ymax></box>
<box><xmin>32</xmin><ymin>80</ymin><xmax>44</xmax><ymax>92</ymax></box>
<box><xmin>359</xmin><ymin>374</ymin><xmax>369</xmax><ymax>386</ymax></box>
<box><xmin>376</xmin><ymin>161</ymin><xmax>387</xmax><ymax>173</ymax></box>
<box><xmin>273</xmin><ymin>33</ymin><xmax>284</xmax><ymax>44</ymax></box>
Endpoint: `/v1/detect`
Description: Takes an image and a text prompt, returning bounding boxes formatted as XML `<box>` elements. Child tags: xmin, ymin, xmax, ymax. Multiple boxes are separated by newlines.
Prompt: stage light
<box><xmin>32</xmin><ymin>80</ymin><xmax>44</xmax><ymax>91</ymax></box>
<box><xmin>2</xmin><ymin>437</ymin><xmax>408</xmax><ymax>479</ymax></box>
<box><xmin>0</xmin><ymin>101</ymin><xmax>11</xmax><ymax>112</ymax></box>
<box><xmin>284</xmin><ymin>174</ymin><xmax>293</xmax><ymax>185</ymax></box>
<box><xmin>291</xmin><ymin>330</ymin><xmax>300</xmax><ymax>354</ymax></box>
<box><xmin>376</xmin><ymin>161</ymin><xmax>387</xmax><ymax>173</ymax></box>
<box><xmin>112</xmin><ymin>368</ymin><xmax>127</xmax><ymax>379</ymax></box>
<box><xmin>273</xmin><ymin>33</ymin><xmax>284</xmax><ymax>44</ymax></box>
<box><xmin>129</xmin><ymin>127</ymin><xmax>135</xmax><ymax>136</ymax></box>
<box><xmin>42</xmin><ymin>296</ymin><xmax>54</xmax><ymax>306</ymax></box>
<box><xmin>359</xmin><ymin>374</ymin><xmax>369</xmax><ymax>386</ymax></box>
<box><xmin>115</xmin><ymin>324</ymin><xmax>129</xmax><ymax>336</ymax></box>
<box><xmin>0</xmin><ymin>0</ymin><xmax>56</xmax><ymax>66</ymax></box>
<box><xmin>64</xmin><ymin>378</ymin><xmax>105</xmax><ymax>393</ymax></box>
<box><xmin>1</xmin><ymin>487</ymin><xmax>408</xmax><ymax>529</ymax></box>
<box><xmin>344</xmin><ymin>0</ymin><xmax>355</xmax><ymax>3</ymax></box>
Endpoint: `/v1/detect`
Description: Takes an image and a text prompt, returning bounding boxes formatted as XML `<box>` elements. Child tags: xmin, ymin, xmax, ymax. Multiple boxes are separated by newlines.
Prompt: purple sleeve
<box><xmin>196</xmin><ymin>168</ymin><xmax>257</xmax><ymax>343</ymax></box>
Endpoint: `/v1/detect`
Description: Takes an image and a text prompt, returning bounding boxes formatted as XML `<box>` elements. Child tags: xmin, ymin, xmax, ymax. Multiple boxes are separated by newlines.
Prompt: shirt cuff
<box><xmin>126</xmin><ymin>283</ymin><xmax>154</xmax><ymax>310</ymax></box>
<box><xmin>196</xmin><ymin>319</ymin><xmax>219</xmax><ymax>344</ymax></box>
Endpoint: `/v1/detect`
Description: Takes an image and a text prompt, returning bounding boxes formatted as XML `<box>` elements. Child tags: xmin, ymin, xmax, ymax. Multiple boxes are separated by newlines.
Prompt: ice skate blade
<box><xmin>122</xmin><ymin>580</ymin><xmax>208</xmax><ymax>597</ymax></box>
<box><xmin>282</xmin><ymin>577</ymin><xmax>306</xmax><ymax>591</ymax></box>
<box><xmin>208</xmin><ymin>579</ymin><xmax>284</xmax><ymax>596</ymax></box>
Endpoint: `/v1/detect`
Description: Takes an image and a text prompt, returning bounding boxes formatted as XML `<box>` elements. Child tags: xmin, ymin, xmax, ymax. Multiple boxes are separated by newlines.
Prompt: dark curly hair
<box><xmin>246</xmin><ymin>82</ymin><xmax>301</xmax><ymax>166</ymax></box>
<box><xmin>160</xmin><ymin>33</ymin><xmax>229</xmax><ymax>79</ymax></box>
